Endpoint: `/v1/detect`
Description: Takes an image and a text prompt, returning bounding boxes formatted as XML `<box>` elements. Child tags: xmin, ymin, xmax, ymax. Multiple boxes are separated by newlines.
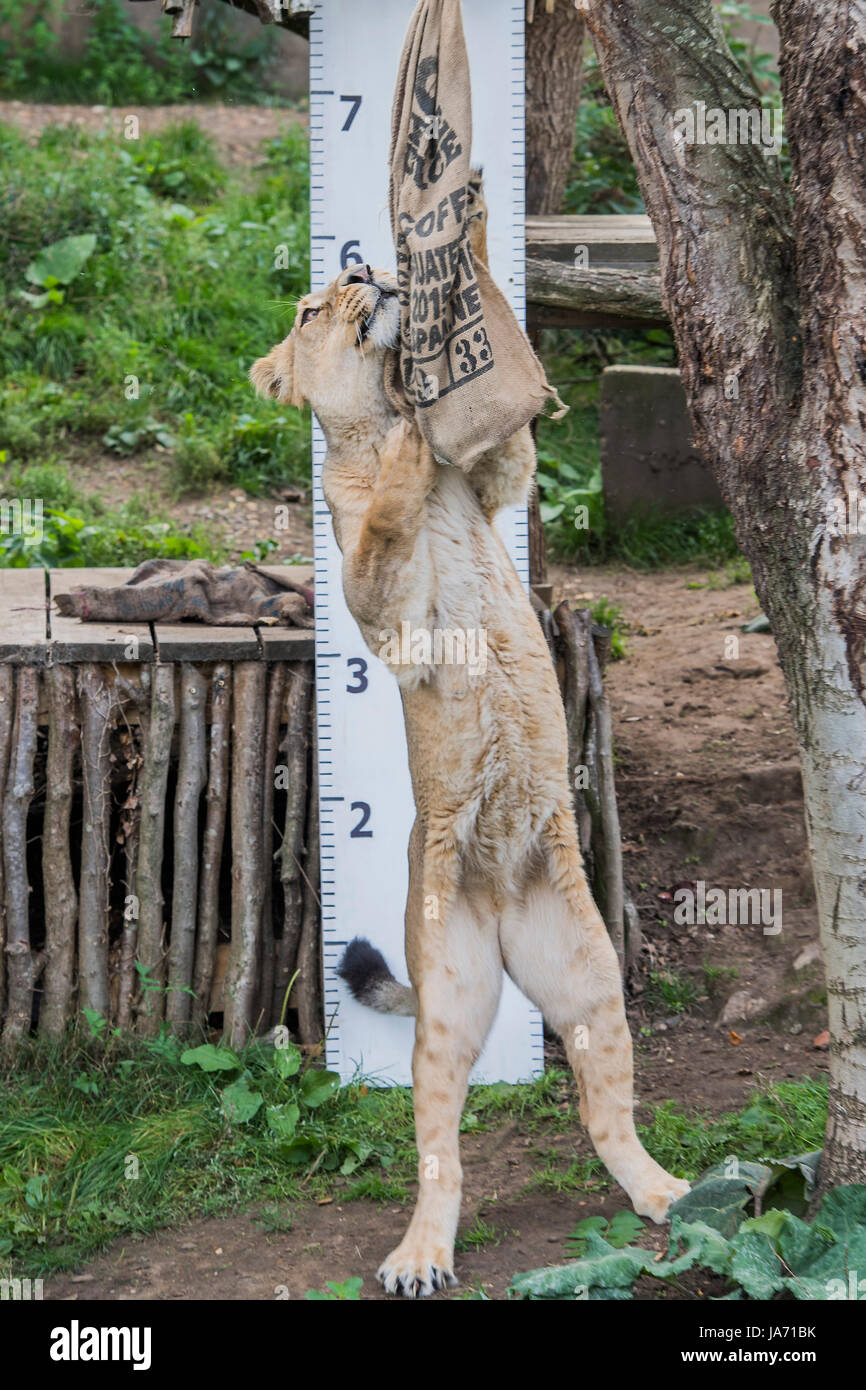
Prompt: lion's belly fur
<box><xmin>349</xmin><ymin>465</ymin><xmax>573</xmax><ymax>893</ymax></box>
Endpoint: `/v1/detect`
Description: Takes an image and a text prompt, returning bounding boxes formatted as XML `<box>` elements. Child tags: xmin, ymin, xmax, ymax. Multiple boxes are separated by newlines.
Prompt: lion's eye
<box><xmin>300</xmin><ymin>307</ymin><xmax>320</xmax><ymax>326</ymax></box>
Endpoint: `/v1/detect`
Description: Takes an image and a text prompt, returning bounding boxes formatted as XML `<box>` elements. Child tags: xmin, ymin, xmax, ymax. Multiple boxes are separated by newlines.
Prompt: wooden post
<box><xmin>0</xmin><ymin>664</ymin><xmax>14</xmax><ymax>1023</ymax></box>
<box><xmin>192</xmin><ymin>663</ymin><xmax>231</xmax><ymax>1030</ymax></box>
<box><xmin>295</xmin><ymin>709</ymin><xmax>322</xmax><ymax>1045</ymax></box>
<box><xmin>116</xmin><ymin>689</ymin><xmax>148</xmax><ymax>1032</ymax></box>
<box><xmin>274</xmin><ymin>665</ymin><xmax>312</xmax><ymax>1024</ymax></box>
<box><xmin>1</xmin><ymin>669</ymin><xmax>39</xmax><ymax>1048</ymax></box>
<box><xmin>225</xmin><ymin>662</ymin><xmax>266</xmax><ymax>1047</ymax></box>
<box><xmin>258</xmin><ymin>663</ymin><xmax>287</xmax><ymax>1030</ymax></box>
<box><xmin>77</xmin><ymin>665</ymin><xmax>114</xmax><ymax>1020</ymax></box>
<box><xmin>41</xmin><ymin>666</ymin><xmax>79</xmax><ymax>1038</ymax></box>
<box><xmin>166</xmin><ymin>663</ymin><xmax>208</xmax><ymax>1036</ymax></box>
<box><xmin>136</xmin><ymin>664</ymin><xmax>176</xmax><ymax>1035</ymax></box>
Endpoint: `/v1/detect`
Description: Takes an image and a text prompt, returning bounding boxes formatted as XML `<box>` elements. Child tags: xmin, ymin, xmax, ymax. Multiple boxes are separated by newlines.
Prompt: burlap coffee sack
<box><xmin>388</xmin><ymin>0</ymin><xmax>564</xmax><ymax>470</ymax></box>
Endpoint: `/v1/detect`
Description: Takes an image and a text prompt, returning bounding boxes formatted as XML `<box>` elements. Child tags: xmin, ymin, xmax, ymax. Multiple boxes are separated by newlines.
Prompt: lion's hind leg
<box><xmin>500</xmin><ymin>820</ymin><xmax>690</xmax><ymax>1223</ymax></box>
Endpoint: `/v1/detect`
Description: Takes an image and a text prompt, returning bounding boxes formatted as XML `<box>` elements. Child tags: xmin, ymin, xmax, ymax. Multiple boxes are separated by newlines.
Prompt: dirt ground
<box><xmin>46</xmin><ymin>559</ymin><xmax>828</xmax><ymax>1302</ymax></box>
<box><xmin>0</xmin><ymin>100</ymin><xmax>306</xmax><ymax>165</ymax></box>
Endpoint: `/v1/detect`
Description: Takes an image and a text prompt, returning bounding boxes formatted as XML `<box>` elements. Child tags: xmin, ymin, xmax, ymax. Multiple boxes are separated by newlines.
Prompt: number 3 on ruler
<box><xmin>346</xmin><ymin>657</ymin><xmax>368</xmax><ymax>692</ymax></box>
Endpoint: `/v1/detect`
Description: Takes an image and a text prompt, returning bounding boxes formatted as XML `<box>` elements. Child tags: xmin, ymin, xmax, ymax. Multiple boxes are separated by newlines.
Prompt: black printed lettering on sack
<box><xmin>404</xmin><ymin>58</ymin><xmax>464</xmax><ymax>191</ymax></box>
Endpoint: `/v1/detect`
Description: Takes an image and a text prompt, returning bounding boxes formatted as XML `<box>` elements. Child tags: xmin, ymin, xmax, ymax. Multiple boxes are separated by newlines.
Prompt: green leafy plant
<box><xmin>305</xmin><ymin>1276</ymin><xmax>363</xmax><ymax>1301</ymax></box>
<box><xmin>510</xmin><ymin>1164</ymin><xmax>865</xmax><ymax>1301</ymax></box>
<box><xmin>566</xmin><ymin>1210</ymin><xmax>645</xmax><ymax>1258</ymax></box>
<box><xmin>18</xmin><ymin>234</ymin><xmax>97</xmax><ymax>309</ymax></box>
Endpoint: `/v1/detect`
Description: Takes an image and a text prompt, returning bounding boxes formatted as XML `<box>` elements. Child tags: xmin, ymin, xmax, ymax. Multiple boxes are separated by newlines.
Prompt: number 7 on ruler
<box><xmin>308</xmin><ymin>0</ymin><xmax>542</xmax><ymax>1086</ymax></box>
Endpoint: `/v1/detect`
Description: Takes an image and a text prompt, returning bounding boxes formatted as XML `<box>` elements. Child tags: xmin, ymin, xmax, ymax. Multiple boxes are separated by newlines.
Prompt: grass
<box><xmin>0</xmin><ymin>1023</ymin><xmax>827</xmax><ymax>1281</ymax></box>
<box><xmin>0</xmin><ymin>0</ymin><xmax>283</xmax><ymax>106</ymax></box>
<box><xmin>0</xmin><ymin>117</ymin><xmax>311</xmax><ymax>526</ymax></box>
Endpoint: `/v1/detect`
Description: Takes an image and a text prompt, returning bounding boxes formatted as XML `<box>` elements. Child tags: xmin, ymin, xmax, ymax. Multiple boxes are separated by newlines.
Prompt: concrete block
<box><xmin>600</xmin><ymin>365</ymin><xmax>723</xmax><ymax>521</ymax></box>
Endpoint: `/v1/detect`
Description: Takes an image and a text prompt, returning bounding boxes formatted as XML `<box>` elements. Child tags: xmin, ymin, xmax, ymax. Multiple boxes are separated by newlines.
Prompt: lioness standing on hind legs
<box><xmin>250</xmin><ymin>259</ymin><xmax>689</xmax><ymax>1299</ymax></box>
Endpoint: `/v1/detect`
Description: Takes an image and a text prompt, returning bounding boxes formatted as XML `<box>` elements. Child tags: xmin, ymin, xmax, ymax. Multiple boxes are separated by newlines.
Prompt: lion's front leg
<box><xmin>344</xmin><ymin>419</ymin><xmax>437</xmax><ymax>625</ymax></box>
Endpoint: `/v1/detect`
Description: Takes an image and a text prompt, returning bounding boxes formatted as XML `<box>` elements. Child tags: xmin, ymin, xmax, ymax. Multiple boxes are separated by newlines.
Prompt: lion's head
<box><xmin>250</xmin><ymin>264</ymin><xmax>400</xmax><ymax>434</ymax></box>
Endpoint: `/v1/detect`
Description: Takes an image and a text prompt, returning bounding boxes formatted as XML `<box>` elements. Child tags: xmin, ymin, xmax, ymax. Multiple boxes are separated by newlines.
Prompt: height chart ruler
<box><xmin>309</xmin><ymin>0</ymin><xmax>543</xmax><ymax>1085</ymax></box>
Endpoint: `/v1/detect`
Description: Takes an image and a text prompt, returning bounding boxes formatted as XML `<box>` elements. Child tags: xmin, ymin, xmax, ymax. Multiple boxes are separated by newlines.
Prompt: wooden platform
<box><xmin>525</xmin><ymin>213</ymin><xmax>664</xmax><ymax>331</ymax></box>
<box><xmin>526</xmin><ymin>214</ymin><xmax>658</xmax><ymax>271</ymax></box>
<box><xmin>0</xmin><ymin>566</ymin><xmax>315</xmax><ymax>665</ymax></box>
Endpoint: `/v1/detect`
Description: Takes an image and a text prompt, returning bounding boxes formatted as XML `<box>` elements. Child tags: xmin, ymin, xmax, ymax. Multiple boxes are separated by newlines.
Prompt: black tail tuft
<box><xmin>337</xmin><ymin>938</ymin><xmax>416</xmax><ymax>1016</ymax></box>
<box><xmin>338</xmin><ymin>937</ymin><xmax>394</xmax><ymax>1001</ymax></box>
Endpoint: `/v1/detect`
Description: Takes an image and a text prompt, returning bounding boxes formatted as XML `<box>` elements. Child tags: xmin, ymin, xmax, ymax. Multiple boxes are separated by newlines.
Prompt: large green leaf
<box><xmin>181</xmin><ymin>1044</ymin><xmax>241</xmax><ymax>1072</ymax></box>
<box><xmin>299</xmin><ymin>1069</ymin><xmax>340</xmax><ymax>1109</ymax></box>
<box><xmin>25</xmin><ymin>234</ymin><xmax>97</xmax><ymax>288</ymax></box>
<box><xmin>221</xmin><ymin>1080</ymin><xmax>264</xmax><ymax>1125</ymax></box>
<box><xmin>729</xmin><ymin>1228</ymin><xmax>785</xmax><ymax>1299</ymax></box>
<box><xmin>510</xmin><ymin>1230</ymin><xmax>655</xmax><ymax>1300</ymax></box>
<box><xmin>667</xmin><ymin>1176</ymin><xmax>754</xmax><ymax>1237</ymax></box>
<box><xmin>266</xmin><ymin>1102</ymin><xmax>300</xmax><ymax>1140</ymax></box>
<box><xmin>657</xmin><ymin>1217</ymin><xmax>732</xmax><ymax>1278</ymax></box>
<box><xmin>274</xmin><ymin>1044</ymin><xmax>302</xmax><ymax>1080</ymax></box>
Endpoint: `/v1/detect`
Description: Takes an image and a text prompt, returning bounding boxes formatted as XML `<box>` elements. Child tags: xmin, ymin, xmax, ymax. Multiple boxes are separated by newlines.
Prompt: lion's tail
<box><xmin>337</xmin><ymin>938</ymin><xmax>417</xmax><ymax>1017</ymax></box>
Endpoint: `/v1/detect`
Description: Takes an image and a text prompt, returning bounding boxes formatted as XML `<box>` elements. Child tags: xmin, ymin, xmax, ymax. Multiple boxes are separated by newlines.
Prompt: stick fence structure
<box><xmin>0</xmin><ymin>566</ymin><xmax>632</xmax><ymax>1053</ymax></box>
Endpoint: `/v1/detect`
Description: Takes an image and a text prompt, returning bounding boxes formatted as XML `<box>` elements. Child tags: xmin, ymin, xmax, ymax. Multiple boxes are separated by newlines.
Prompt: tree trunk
<box><xmin>580</xmin><ymin>0</ymin><xmax>866</xmax><ymax>1184</ymax></box>
<box><xmin>525</xmin><ymin>0</ymin><xmax>587</xmax><ymax>590</ymax></box>
<box><xmin>525</xmin><ymin>1</ymin><xmax>586</xmax><ymax>217</ymax></box>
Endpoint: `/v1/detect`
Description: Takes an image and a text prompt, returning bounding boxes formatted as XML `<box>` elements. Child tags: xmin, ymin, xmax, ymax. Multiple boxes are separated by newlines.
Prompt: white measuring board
<box><xmin>309</xmin><ymin>0</ymin><xmax>543</xmax><ymax>1085</ymax></box>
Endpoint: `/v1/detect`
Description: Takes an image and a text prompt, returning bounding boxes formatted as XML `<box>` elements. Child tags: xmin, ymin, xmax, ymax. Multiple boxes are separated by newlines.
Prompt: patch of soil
<box><xmin>0</xmin><ymin>101</ymin><xmax>306</xmax><ymax>166</ymax></box>
<box><xmin>75</xmin><ymin>453</ymin><xmax>314</xmax><ymax>563</ymax></box>
<box><xmin>45</xmin><ymin>562</ymin><xmax>828</xmax><ymax>1303</ymax></box>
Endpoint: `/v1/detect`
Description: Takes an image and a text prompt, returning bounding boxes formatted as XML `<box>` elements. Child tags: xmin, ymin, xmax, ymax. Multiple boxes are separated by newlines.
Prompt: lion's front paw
<box><xmin>630</xmin><ymin>1172</ymin><xmax>691</xmax><ymax>1225</ymax></box>
<box><xmin>377</xmin><ymin>1240</ymin><xmax>458</xmax><ymax>1298</ymax></box>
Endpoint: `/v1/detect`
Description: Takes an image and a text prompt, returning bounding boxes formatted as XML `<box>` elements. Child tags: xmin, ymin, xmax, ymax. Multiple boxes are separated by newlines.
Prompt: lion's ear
<box><xmin>250</xmin><ymin>337</ymin><xmax>303</xmax><ymax>408</ymax></box>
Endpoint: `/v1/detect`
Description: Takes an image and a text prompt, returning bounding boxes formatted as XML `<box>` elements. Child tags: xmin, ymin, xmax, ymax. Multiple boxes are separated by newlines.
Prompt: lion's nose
<box><xmin>346</xmin><ymin>264</ymin><xmax>372</xmax><ymax>284</ymax></box>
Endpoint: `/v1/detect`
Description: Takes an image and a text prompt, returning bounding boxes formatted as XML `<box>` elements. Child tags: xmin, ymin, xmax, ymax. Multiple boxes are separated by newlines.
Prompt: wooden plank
<box><xmin>153</xmin><ymin>624</ymin><xmax>260</xmax><ymax>662</ymax></box>
<box><xmin>0</xmin><ymin>569</ymin><xmax>49</xmax><ymax>664</ymax></box>
<box><xmin>526</xmin><ymin>213</ymin><xmax>658</xmax><ymax>271</ymax></box>
<box><xmin>50</xmin><ymin>569</ymin><xmax>154</xmax><ymax>664</ymax></box>
<box><xmin>258</xmin><ymin>628</ymin><xmax>315</xmax><ymax>662</ymax></box>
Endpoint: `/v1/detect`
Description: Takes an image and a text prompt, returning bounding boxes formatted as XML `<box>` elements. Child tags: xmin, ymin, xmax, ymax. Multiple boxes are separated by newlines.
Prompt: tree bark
<box><xmin>166</xmin><ymin>663</ymin><xmax>208</xmax><ymax>1036</ymax></box>
<box><xmin>580</xmin><ymin>0</ymin><xmax>866</xmax><ymax>1182</ymax></box>
<box><xmin>225</xmin><ymin>662</ymin><xmax>266</xmax><ymax>1047</ymax></box>
<box><xmin>1</xmin><ymin>669</ymin><xmax>39</xmax><ymax>1048</ymax></box>
<box><xmin>525</xmin><ymin>1</ymin><xmax>586</xmax><ymax>217</ymax></box>
<box><xmin>525</xmin><ymin>1</ymin><xmax>587</xmax><ymax>589</ymax></box>
<box><xmin>41</xmin><ymin>666</ymin><xmax>79</xmax><ymax>1038</ymax></box>
<box><xmin>77</xmin><ymin>665</ymin><xmax>114</xmax><ymax>1021</ymax></box>
<box><xmin>135</xmin><ymin>664</ymin><xmax>176</xmax><ymax>1036</ymax></box>
<box><xmin>274</xmin><ymin>664</ymin><xmax>312</xmax><ymax>1025</ymax></box>
<box><xmin>192</xmin><ymin>663</ymin><xmax>231</xmax><ymax>1030</ymax></box>
<box><xmin>0</xmin><ymin>664</ymin><xmax>14</xmax><ymax>1024</ymax></box>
